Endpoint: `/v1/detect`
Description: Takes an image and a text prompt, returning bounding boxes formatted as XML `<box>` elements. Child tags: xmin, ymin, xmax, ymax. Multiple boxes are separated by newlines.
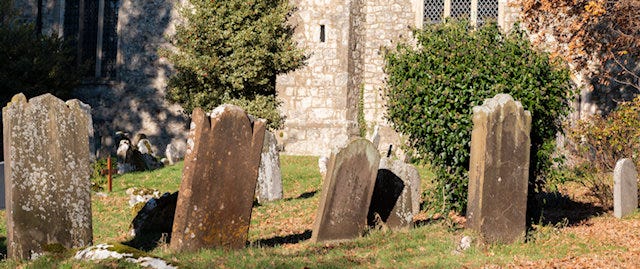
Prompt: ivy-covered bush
<box><xmin>384</xmin><ymin>20</ymin><xmax>574</xmax><ymax>213</ymax></box>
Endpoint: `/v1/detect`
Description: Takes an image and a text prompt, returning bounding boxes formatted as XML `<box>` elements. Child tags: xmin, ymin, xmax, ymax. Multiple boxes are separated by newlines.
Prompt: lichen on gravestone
<box><xmin>171</xmin><ymin>104</ymin><xmax>266</xmax><ymax>251</ymax></box>
<box><xmin>311</xmin><ymin>138</ymin><xmax>380</xmax><ymax>243</ymax></box>
<box><xmin>3</xmin><ymin>93</ymin><xmax>93</xmax><ymax>259</ymax></box>
<box><xmin>255</xmin><ymin>130</ymin><xmax>283</xmax><ymax>203</ymax></box>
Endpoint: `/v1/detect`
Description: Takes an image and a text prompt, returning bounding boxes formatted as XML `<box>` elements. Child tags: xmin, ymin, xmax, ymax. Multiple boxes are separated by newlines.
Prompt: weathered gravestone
<box><xmin>466</xmin><ymin>94</ymin><xmax>531</xmax><ymax>244</ymax></box>
<box><xmin>170</xmin><ymin>105</ymin><xmax>266</xmax><ymax>251</ymax></box>
<box><xmin>311</xmin><ymin>138</ymin><xmax>380</xmax><ymax>242</ymax></box>
<box><xmin>164</xmin><ymin>144</ymin><xmax>178</xmax><ymax>165</ymax></box>
<box><xmin>613</xmin><ymin>158</ymin><xmax>638</xmax><ymax>218</ymax></box>
<box><xmin>3</xmin><ymin>93</ymin><xmax>93</xmax><ymax>259</ymax></box>
<box><xmin>255</xmin><ymin>131</ymin><xmax>283</xmax><ymax>203</ymax></box>
<box><xmin>367</xmin><ymin>158</ymin><xmax>421</xmax><ymax>229</ymax></box>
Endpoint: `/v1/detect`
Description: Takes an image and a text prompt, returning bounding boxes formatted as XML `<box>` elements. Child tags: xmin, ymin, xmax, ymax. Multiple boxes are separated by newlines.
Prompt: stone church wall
<box><xmin>77</xmin><ymin>0</ymin><xmax>189</xmax><ymax>157</ymax></box>
<box><xmin>11</xmin><ymin>0</ymin><xmax>189</xmax><ymax>157</ymax></box>
<box><xmin>275</xmin><ymin>0</ymin><xmax>357</xmax><ymax>156</ymax></box>
<box><xmin>9</xmin><ymin>0</ymin><xmax>522</xmax><ymax>158</ymax></box>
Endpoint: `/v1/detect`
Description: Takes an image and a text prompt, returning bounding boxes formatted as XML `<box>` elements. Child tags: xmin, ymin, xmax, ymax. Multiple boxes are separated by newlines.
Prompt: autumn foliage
<box><xmin>520</xmin><ymin>0</ymin><xmax>639</xmax><ymax>92</ymax></box>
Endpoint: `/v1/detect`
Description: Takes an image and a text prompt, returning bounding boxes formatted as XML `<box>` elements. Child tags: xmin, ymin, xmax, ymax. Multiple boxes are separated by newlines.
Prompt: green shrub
<box><xmin>565</xmin><ymin>96</ymin><xmax>640</xmax><ymax>208</ymax></box>
<box><xmin>224</xmin><ymin>95</ymin><xmax>285</xmax><ymax>130</ymax></box>
<box><xmin>567</xmin><ymin>96</ymin><xmax>640</xmax><ymax>172</ymax></box>
<box><xmin>163</xmin><ymin>0</ymin><xmax>306</xmax><ymax>130</ymax></box>
<box><xmin>384</xmin><ymin>20</ymin><xmax>574</xmax><ymax>213</ymax></box>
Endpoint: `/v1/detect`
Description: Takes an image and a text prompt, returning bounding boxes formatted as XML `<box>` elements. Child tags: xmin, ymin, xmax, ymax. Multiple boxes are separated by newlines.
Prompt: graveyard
<box><xmin>0</xmin><ymin>94</ymin><xmax>637</xmax><ymax>268</ymax></box>
<box><xmin>0</xmin><ymin>156</ymin><xmax>638</xmax><ymax>268</ymax></box>
<box><xmin>0</xmin><ymin>0</ymin><xmax>638</xmax><ymax>267</ymax></box>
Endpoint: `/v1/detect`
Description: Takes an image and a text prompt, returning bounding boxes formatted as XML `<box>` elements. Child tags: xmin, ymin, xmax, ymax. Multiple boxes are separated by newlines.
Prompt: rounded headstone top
<box><xmin>614</xmin><ymin>158</ymin><xmax>637</xmax><ymax>183</ymax></box>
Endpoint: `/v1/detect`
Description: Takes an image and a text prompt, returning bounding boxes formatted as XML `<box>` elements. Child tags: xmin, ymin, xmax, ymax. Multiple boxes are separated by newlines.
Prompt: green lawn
<box><xmin>0</xmin><ymin>155</ymin><xmax>633</xmax><ymax>268</ymax></box>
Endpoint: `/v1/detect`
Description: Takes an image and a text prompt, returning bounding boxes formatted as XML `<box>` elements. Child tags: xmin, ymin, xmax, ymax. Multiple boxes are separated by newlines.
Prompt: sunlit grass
<box><xmin>0</xmin><ymin>156</ymin><xmax>634</xmax><ymax>268</ymax></box>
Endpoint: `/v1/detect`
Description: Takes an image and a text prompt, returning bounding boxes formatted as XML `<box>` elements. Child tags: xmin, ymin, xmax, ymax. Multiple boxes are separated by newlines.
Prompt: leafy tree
<box><xmin>163</xmin><ymin>0</ymin><xmax>306</xmax><ymax>129</ymax></box>
<box><xmin>0</xmin><ymin>0</ymin><xmax>81</xmax><ymax>106</ymax></box>
<box><xmin>384</xmin><ymin>20</ymin><xmax>574</xmax><ymax>213</ymax></box>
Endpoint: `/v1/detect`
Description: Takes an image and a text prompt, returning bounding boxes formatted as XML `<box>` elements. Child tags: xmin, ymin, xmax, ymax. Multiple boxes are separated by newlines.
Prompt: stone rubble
<box><xmin>75</xmin><ymin>244</ymin><xmax>177</xmax><ymax>269</ymax></box>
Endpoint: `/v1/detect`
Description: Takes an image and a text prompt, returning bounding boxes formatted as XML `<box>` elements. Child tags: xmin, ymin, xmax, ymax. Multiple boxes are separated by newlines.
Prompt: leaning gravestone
<box><xmin>367</xmin><ymin>158</ymin><xmax>421</xmax><ymax>229</ymax></box>
<box><xmin>171</xmin><ymin>105</ymin><xmax>266</xmax><ymax>251</ymax></box>
<box><xmin>3</xmin><ymin>93</ymin><xmax>93</xmax><ymax>259</ymax></box>
<box><xmin>613</xmin><ymin>158</ymin><xmax>638</xmax><ymax>218</ymax></box>
<box><xmin>255</xmin><ymin>131</ymin><xmax>283</xmax><ymax>203</ymax></box>
<box><xmin>466</xmin><ymin>94</ymin><xmax>531</xmax><ymax>244</ymax></box>
<box><xmin>311</xmin><ymin>138</ymin><xmax>380</xmax><ymax>242</ymax></box>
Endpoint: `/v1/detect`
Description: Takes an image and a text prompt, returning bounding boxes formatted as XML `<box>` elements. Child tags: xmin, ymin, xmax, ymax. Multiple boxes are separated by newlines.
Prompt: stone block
<box><xmin>3</xmin><ymin>93</ymin><xmax>93</xmax><ymax>259</ymax></box>
<box><xmin>367</xmin><ymin>158</ymin><xmax>421</xmax><ymax>229</ymax></box>
<box><xmin>614</xmin><ymin>158</ymin><xmax>638</xmax><ymax>218</ymax></box>
<box><xmin>466</xmin><ymin>94</ymin><xmax>531</xmax><ymax>244</ymax></box>
<box><xmin>311</xmin><ymin>138</ymin><xmax>380</xmax><ymax>242</ymax></box>
<box><xmin>170</xmin><ymin>105</ymin><xmax>266</xmax><ymax>251</ymax></box>
<box><xmin>255</xmin><ymin>131</ymin><xmax>283</xmax><ymax>203</ymax></box>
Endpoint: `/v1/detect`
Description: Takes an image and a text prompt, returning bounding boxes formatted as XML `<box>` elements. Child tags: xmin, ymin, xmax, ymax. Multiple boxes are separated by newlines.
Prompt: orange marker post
<box><xmin>107</xmin><ymin>156</ymin><xmax>113</xmax><ymax>192</ymax></box>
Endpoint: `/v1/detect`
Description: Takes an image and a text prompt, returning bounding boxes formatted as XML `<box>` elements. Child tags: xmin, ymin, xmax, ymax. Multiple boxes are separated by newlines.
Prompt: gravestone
<box><xmin>165</xmin><ymin>144</ymin><xmax>178</xmax><ymax>165</ymax></box>
<box><xmin>3</xmin><ymin>93</ymin><xmax>93</xmax><ymax>259</ymax></box>
<box><xmin>368</xmin><ymin>158</ymin><xmax>421</xmax><ymax>229</ymax></box>
<box><xmin>255</xmin><ymin>131</ymin><xmax>283</xmax><ymax>203</ymax></box>
<box><xmin>129</xmin><ymin>192</ymin><xmax>178</xmax><ymax>250</ymax></box>
<box><xmin>311</xmin><ymin>138</ymin><xmax>380</xmax><ymax>242</ymax></box>
<box><xmin>135</xmin><ymin>133</ymin><xmax>154</xmax><ymax>155</ymax></box>
<box><xmin>466</xmin><ymin>94</ymin><xmax>531</xmax><ymax>244</ymax></box>
<box><xmin>170</xmin><ymin>105</ymin><xmax>266</xmax><ymax>251</ymax></box>
<box><xmin>369</xmin><ymin>125</ymin><xmax>380</xmax><ymax>149</ymax></box>
<box><xmin>613</xmin><ymin>158</ymin><xmax>638</xmax><ymax>218</ymax></box>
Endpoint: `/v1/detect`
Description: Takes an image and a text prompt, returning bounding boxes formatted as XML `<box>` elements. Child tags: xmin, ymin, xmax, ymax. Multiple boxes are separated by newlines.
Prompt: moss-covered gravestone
<box><xmin>171</xmin><ymin>105</ymin><xmax>266</xmax><ymax>251</ymax></box>
<box><xmin>466</xmin><ymin>94</ymin><xmax>531</xmax><ymax>244</ymax></box>
<box><xmin>3</xmin><ymin>93</ymin><xmax>93</xmax><ymax>259</ymax></box>
<box><xmin>311</xmin><ymin>138</ymin><xmax>380</xmax><ymax>242</ymax></box>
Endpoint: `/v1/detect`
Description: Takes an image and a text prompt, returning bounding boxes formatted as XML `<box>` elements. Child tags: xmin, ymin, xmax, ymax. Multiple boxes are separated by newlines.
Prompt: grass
<box><xmin>0</xmin><ymin>155</ymin><xmax>635</xmax><ymax>268</ymax></box>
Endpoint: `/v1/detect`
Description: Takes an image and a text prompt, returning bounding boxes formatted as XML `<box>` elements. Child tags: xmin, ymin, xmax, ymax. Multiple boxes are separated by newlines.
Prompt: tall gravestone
<box><xmin>368</xmin><ymin>158</ymin><xmax>421</xmax><ymax>229</ymax></box>
<box><xmin>255</xmin><ymin>131</ymin><xmax>283</xmax><ymax>203</ymax></box>
<box><xmin>170</xmin><ymin>105</ymin><xmax>266</xmax><ymax>251</ymax></box>
<box><xmin>613</xmin><ymin>158</ymin><xmax>638</xmax><ymax>218</ymax></box>
<box><xmin>311</xmin><ymin>138</ymin><xmax>380</xmax><ymax>242</ymax></box>
<box><xmin>3</xmin><ymin>93</ymin><xmax>93</xmax><ymax>259</ymax></box>
<box><xmin>466</xmin><ymin>94</ymin><xmax>531</xmax><ymax>244</ymax></box>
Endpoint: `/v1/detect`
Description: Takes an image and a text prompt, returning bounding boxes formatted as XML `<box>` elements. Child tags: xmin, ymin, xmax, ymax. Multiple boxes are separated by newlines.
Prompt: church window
<box><xmin>424</xmin><ymin>0</ymin><xmax>498</xmax><ymax>26</ymax></box>
<box><xmin>64</xmin><ymin>0</ymin><xmax>119</xmax><ymax>80</ymax></box>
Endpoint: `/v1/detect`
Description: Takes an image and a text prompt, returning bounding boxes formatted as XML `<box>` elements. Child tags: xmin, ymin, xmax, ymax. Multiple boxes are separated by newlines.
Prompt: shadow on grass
<box><xmin>123</xmin><ymin>232</ymin><xmax>170</xmax><ymax>252</ymax></box>
<box><xmin>283</xmin><ymin>191</ymin><xmax>317</xmax><ymax>202</ymax></box>
<box><xmin>413</xmin><ymin>217</ymin><xmax>443</xmax><ymax>227</ymax></box>
<box><xmin>252</xmin><ymin>230</ymin><xmax>312</xmax><ymax>247</ymax></box>
<box><xmin>0</xmin><ymin>236</ymin><xmax>6</xmax><ymax>260</ymax></box>
<box><xmin>296</xmin><ymin>191</ymin><xmax>317</xmax><ymax>199</ymax></box>
<box><xmin>534</xmin><ymin>191</ymin><xmax>606</xmax><ymax>226</ymax></box>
